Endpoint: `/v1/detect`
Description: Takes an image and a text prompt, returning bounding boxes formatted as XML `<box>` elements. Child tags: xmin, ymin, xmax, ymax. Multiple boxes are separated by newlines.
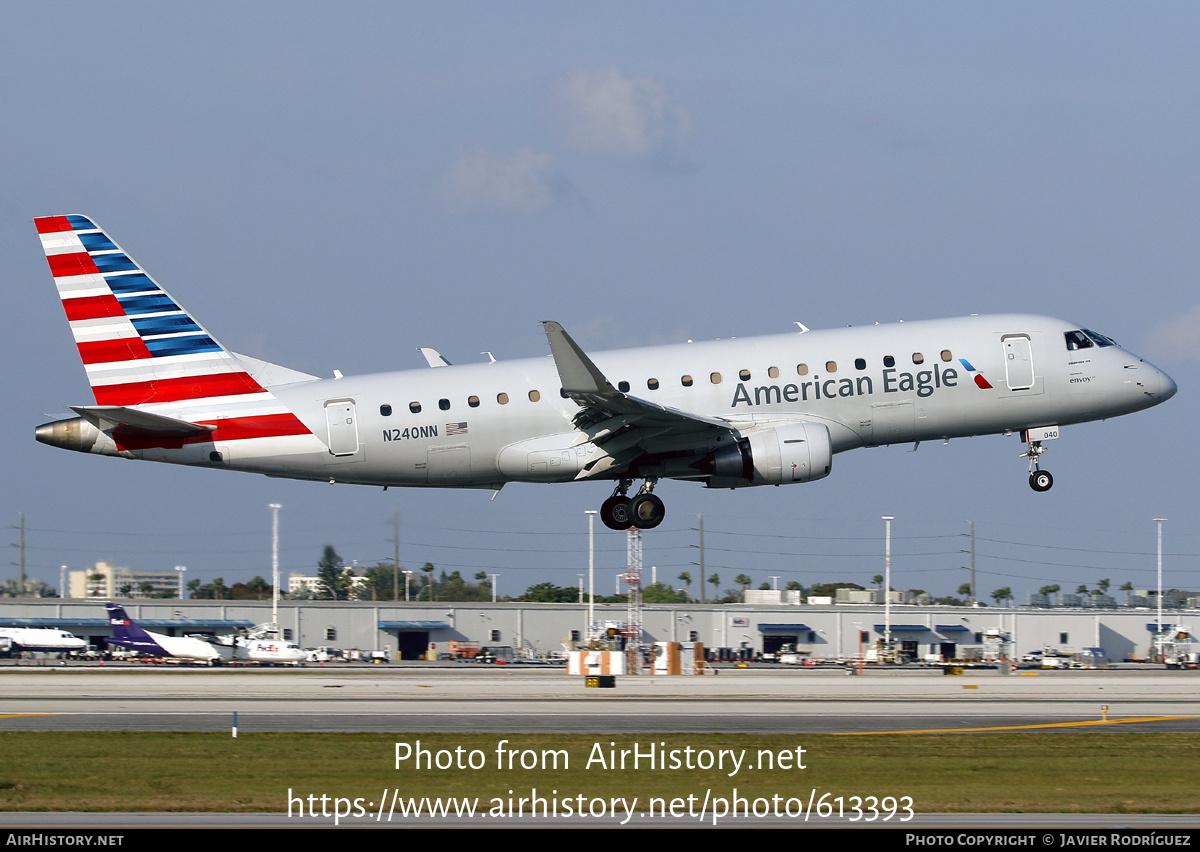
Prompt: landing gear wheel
<box><xmin>628</xmin><ymin>493</ymin><xmax>666</xmax><ymax>529</ymax></box>
<box><xmin>1029</xmin><ymin>470</ymin><xmax>1054</xmax><ymax>492</ymax></box>
<box><xmin>600</xmin><ymin>495</ymin><xmax>633</xmax><ymax>530</ymax></box>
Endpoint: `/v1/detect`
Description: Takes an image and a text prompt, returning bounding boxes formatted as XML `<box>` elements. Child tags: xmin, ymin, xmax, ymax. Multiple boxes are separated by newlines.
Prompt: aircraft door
<box><xmin>1002</xmin><ymin>335</ymin><xmax>1035</xmax><ymax>390</ymax></box>
<box><xmin>324</xmin><ymin>400</ymin><xmax>360</xmax><ymax>456</ymax></box>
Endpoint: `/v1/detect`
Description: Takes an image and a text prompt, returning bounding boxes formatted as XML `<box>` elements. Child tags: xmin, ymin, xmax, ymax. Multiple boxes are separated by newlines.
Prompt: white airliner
<box><xmin>105</xmin><ymin>603</ymin><xmax>305</xmax><ymax>665</ymax></box>
<box><xmin>0</xmin><ymin>626</ymin><xmax>87</xmax><ymax>654</ymax></box>
<box><xmin>35</xmin><ymin>215</ymin><xmax>1176</xmax><ymax>530</ymax></box>
<box><xmin>105</xmin><ymin>602</ymin><xmax>222</xmax><ymax>663</ymax></box>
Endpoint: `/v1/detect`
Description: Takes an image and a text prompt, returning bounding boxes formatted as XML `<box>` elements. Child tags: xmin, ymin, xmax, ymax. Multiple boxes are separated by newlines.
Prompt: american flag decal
<box><xmin>446</xmin><ymin>422</ymin><xmax>469</xmax><ymax>436</ymax></box>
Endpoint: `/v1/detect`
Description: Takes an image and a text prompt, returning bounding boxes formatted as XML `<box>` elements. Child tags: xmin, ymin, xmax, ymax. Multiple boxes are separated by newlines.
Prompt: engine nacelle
<box><xmin>707</xmin><ymin>421</ymin><xmax>832</xmax><ymax>488</ymax></box>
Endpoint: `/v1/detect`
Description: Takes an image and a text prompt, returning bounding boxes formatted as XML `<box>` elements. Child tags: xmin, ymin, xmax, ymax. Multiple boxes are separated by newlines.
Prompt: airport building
<box><xmin>0</xmin><ymin>597</ymin><xmax>1193</xmax><ymax>663</ymax></box>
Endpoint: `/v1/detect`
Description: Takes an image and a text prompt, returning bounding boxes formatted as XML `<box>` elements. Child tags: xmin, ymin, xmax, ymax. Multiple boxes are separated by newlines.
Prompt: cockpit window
<box><xmin>1081</xmin><ymin>328</ymin><xmax>1117</xmax><ymax>347</ymax></box>
<box><xmin>1064</xmin><ymin>330</ymin><xmax>1093</xmax><ymax>351</ymax></box>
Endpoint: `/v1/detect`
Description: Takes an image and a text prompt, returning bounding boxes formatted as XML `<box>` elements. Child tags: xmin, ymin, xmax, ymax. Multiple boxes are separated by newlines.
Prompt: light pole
<box><xmin>402</xmin><ymin>570</ymin><xmax>412</xmax><ymax>601</ymax></box>
<box><xmin>488</xmin><ymin>573</ymin><xmax>498</xmax><ymax>604</ymax></box>
<box><xmin>585</xmin><ymin>510</ymin><xmax>598</xmax><ymax>640</ymax></box>
<box><xmin>1154</xmin><ymin>517</ymin><xmax>1166</xmax><ymax>660</ymax></box>
<box><xmin>269</xmin><ymin>503</ymin><xmax>281</xmax><ymax>629</ymax></box>
<box><xmin>174</xmin><ymin>565</ymin><xmax>187</xmax><ymax>599</ymax></box>
<box><xmin>883</xmin><ymin>516</ymin><xmax>894</xmax><ymax>655</ymax></box>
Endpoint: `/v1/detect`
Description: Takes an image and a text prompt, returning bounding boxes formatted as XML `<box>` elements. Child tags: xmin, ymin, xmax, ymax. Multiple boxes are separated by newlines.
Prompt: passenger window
<box><xmin>739</xmin><ymin>369</ymin><xmax>751</xmax><ymax>381</ymax></box>
<box><xmin>854</xmin><ymin>358</ymin><xmax>866</xmax><ymax>371</ymax></box>
<box><xmin>797</xmin><ymin>364</ymin><xmax>809</xmax><ymax>376</ymax></box>
<box><xmin>496</xmin><ymin>393</ymin><xmax>509</xmax><ymax>405</ymax></box>
<box><xmin>884</xmin><ymin>356</ymin><xmax>895</xmax><ymax>368</ymax></box>
<box><xmin>681</xmin><ymin>375</ymin><xmax>693</xmax><ymax>387</ymax></box>
<box><xmin>380</xmin><ymin>405</ymin><xmax>392</xmax><ymax>417</ymax></box>
<box><xmin>618</xmin><ymin>381</ymin><xmax>630</xmax><ymax>393</ymax></box>
<box><xmin>825</xmin><ymin>361</ymin><xmax>837</xmax><ymax>373</ymax></box>
<box><xmin>438</xmin><ymin>398</ymin><xmax>450</xmax><ymax>411</ymax></box>
<box><xmin>941</xmin><ymin>350</ymin><xmax>953</xmax><ymax>362</ymax></box>
<box><xmin>409</xmin><ymin>402</ymin><xmax>421</xmax><ymax>414</ymax></box>
<box><xmin>768</xmin><ymin>366</ymin><xmax>779</xmax><ymax>379</ymax></box>
<box><xmin>468</xmin><ymin>396</ymin><xmax>480</xmax><ymax>408</ymax></box>
<box><xmin>647</xmin><ymin>378</ymin><xmax>659</xmax><ymax>390</ymax></box>
<box><xmin>710</xmin><ymin>372</ymin><xmax>722</xmax><ymax>384</ymax></box>
<box><xmin>912</xmin><ymin>352</ymin><xmax>924</xmax><ymax>365</ymax></box>
<box><xmin>528</xmin><ymin>390</ymin><xmax>540</xmax><ymax>402</ymax></box>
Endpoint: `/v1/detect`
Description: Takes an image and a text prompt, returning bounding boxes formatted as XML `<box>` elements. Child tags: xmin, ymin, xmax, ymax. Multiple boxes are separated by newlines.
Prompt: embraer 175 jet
<box><xmin>35</xmin><ymin>215</ymin><xmax>1176</xmax><ymax>531</ymax></box>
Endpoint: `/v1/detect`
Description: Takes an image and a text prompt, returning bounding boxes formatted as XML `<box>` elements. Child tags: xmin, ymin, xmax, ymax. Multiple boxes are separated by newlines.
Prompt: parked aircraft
<box><xmin>209</xmin><ymin>624</ymin><xmax>307</xmax><ymax>666</ymax></box>
<box><xmin>105</xmin><ymin>602</ymin><xmax>222</xmax><ymax>663</ymax></box>
<box><xmin>104</xmin><ymin>603</ymin><xmax>305</xmax><ymax>665</ymax></box>
<box><xmin>35</xmin><ymin>216</ymin><xmax>1176</xmax><ymax>530</ymax></box>
<box><xmin>0</xmin><ymin>626</ymin><xmax>87</xmax><ymax>654</ymax></box>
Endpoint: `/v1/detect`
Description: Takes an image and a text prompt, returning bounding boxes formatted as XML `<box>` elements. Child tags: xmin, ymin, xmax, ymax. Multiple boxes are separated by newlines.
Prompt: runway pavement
<box><xmin>2</xmin><ymin>663</ymin><xmax>1199</xmax><ymax>733</ymax></box>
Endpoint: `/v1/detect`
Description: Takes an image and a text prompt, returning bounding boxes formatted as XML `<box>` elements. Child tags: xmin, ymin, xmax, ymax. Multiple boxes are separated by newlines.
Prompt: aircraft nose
<box><xmin>1157</xmin><ymin>368</ymin><xmax>1178</xmax><ymax>402</ymax></box>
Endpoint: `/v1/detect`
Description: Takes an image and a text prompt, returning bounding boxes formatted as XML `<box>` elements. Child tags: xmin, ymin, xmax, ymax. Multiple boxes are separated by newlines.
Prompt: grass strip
<box><xmin>0</xmin><ymin>731</ymin><xmax>1195</xmax><ymax>814</ymax></box>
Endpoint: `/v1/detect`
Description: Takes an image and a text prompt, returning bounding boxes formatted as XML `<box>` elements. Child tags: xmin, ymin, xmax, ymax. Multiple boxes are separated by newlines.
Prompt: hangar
<box><xmin>0</xmin><ymin>598</ymin><xmax>1189</xmax><ymax>663</ymax></box>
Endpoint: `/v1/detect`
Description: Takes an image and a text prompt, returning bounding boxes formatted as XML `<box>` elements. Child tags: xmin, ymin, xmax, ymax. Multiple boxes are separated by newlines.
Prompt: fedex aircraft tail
<box><xmin>105</xmin><ymin>602</ymin><xmax>167</xmax><ymax>655</ymax></box>
<box><xmin>34</xmin><ymin>215</ymin><xmax>316</xmax><ymax>457</ymax></box>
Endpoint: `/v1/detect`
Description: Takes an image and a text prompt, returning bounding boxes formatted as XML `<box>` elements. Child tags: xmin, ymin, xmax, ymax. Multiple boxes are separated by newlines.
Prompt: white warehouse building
<box><xmin>0</xmin><ymin>598</ymin><xmax>1189</xmax><ymax>663</ymax></box>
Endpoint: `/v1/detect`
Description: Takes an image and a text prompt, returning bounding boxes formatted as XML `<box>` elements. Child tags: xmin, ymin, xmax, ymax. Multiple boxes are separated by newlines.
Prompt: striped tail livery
<box><xmin>35</xmin><ymin>214</ymin><xmax>321</xmax><ymax>470</ymax></box>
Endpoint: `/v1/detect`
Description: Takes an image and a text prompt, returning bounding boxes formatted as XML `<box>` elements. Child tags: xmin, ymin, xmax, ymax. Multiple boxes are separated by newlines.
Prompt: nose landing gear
<box><xmin>1021</xmin><ymin>433</ymin><xmax>1054</xmax><ymax>492</ymax></box>
<box><xmin>599</xmin><ymin>479</ymin><xmax>666</xmax><ymax>530</ymax></box>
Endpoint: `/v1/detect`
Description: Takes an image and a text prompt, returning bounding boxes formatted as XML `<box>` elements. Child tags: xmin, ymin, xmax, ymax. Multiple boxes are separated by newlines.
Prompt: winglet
<box><xmin>417</xmin><ymin>347</ymin><xmax>452</xmax><ymax>368</ymax></box>
<box><xmin>540</xmin><ymin>321</ymin><xmax>615</xmax><ymax>395</ymax></box>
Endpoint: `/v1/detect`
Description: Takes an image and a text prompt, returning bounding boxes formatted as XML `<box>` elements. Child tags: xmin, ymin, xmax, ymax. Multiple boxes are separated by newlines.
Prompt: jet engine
<box><xmin>706</xmin><ymin>421</ymin><xmax>832</xmax><ymax>488</ymax></box>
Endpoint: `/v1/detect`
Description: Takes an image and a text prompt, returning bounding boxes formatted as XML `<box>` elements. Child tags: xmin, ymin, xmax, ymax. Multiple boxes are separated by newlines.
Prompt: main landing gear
<box><xmin>599</xmin><ymin>479</ymin><xmax>666</xmax><ymax>530</ymax></box>
<box><xmin>1022</xmin><ymin>437</ymin><xmax>1053</xmax><ymax>492</ymax></box>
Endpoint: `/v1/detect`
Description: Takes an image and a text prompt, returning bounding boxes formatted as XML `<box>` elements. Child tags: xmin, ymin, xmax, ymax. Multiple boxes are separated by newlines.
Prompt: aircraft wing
<box><xmin>541</xmin><ymin>321</ymin><xmax>737</xmax><ymax>479</ymax></box>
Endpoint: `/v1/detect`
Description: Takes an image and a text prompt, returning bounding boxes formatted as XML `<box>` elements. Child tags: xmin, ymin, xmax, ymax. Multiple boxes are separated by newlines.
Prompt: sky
<box><xmin>2</xmin><ymin>3</ymin><xmax>1197</xmax><ymax>604</ymax></box>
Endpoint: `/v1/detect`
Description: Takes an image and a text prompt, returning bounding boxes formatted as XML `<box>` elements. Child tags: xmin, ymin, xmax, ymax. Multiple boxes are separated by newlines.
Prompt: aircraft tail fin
<box><xmin>35</xmin><ymin>215</ymin><xmax>271</xmax><ymax>407</ymax></box>
<box><xmin>35</xmin><ymin>216</ymin><xmax>314</xmax><ymax>448</ymax></box>
<box><xmin>105</xmin><ymin>602</ymin><xmax>167</xmax><ymax>655</ymax></box>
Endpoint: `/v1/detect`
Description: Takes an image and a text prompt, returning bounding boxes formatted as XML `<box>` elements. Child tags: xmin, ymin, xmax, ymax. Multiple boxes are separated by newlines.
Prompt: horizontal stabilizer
<box><xmin>71</xmin><ymin>406</ymin><xmax>215</xmax><ymax>438</ymax></box>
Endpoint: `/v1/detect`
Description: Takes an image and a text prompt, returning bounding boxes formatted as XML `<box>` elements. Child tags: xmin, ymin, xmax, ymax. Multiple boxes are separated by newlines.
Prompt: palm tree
<box><xmin>957</xmin><ymin>583</ymin><xmax>973</xmax><ymax>605</ymax></box>
<box><xmin>872</xmin><ymin>574</ymin><xmax>884</xmax><ymax>589</ymax></box>
<box><xmin>991</xmin><ymin>587</ymin><xmax>1013</xmax><ymax>607</ymax></box>
<box><xmin>677</xmin><ymin>571</ymin><xmax>692</xmax><ymax>600</ymax></box>
<box><xmin>734</xmin><ymin>574</ymin><xmax>752</xmax><ymax>593</ymax></box>
<box><xmin>1120</xmin><ymin>581</ymin><xmax>1134</xmax><ymax>605</ymax></box>
<box><xmin>708</xmin><ymin>573</ymin><xmax>721</xmax><ymax>601</ymax></box>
